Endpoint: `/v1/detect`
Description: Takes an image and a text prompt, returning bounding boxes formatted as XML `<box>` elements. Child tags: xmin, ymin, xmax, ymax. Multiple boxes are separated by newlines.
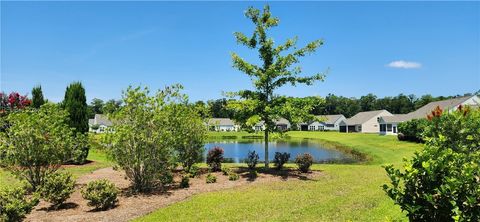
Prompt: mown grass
<box><xmin>136</xmin><ymin>131</ymin><xmax>422</xmax><ymax>222</ymax></box>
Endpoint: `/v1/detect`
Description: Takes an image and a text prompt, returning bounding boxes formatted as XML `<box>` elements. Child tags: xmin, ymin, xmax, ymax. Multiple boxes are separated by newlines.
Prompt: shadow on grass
<box><xmin>235</xmin><ymin>166</ymin><xmax>321</xmax><ymax>182</ymax></box>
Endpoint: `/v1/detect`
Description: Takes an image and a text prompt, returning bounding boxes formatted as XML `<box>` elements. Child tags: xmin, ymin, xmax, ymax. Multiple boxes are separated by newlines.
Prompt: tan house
<box><xmin>339</xmin><ymin>110</ymin><xmax>393</xmax><ymax>133</ymax></box>
<box><xmin>207</xmin><ymin>118</ymin><xmax>240</xmax><ymax>132</ymax></box>
<box><xmin>378</xmin><ymin>95</ymin><xmax>480</xmax><ymax>135</ymax></box>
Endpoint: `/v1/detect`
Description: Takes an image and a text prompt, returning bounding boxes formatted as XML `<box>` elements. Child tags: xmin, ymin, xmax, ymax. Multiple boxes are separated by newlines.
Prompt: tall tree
<box><xmin>63</xmin><ymin>82</ymin><xmax>88</xmax><ymax>134</ymax></box>
<box><xmin>31</xmin><ymin>85</ymin><xmax>45</xmax><ymax>108</ymax></box>
<box><xmin>90</xmin><ymin>98</ymin><xmax>104</xmax><ymax>114</ymax></box>
<box><xmin>230</xmin><ymin>5</ymin><xmax>325</xmax><ymax>167</ymax></box>
<box><xmin>103</xmin><ymin>99</ymin><xmax>122</xmax><ymax>114</ymax></box>
<box><xmin>359</xmin><ymin>93</ymin><xmax>377</xmax><ymax>112</ymax></box>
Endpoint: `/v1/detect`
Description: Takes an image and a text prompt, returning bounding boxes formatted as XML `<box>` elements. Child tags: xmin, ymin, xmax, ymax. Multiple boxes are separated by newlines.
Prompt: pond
<box><xmin>205</xmin><ymin>139</ymin><xmax>357</xmax><ymax>163</ymax></box>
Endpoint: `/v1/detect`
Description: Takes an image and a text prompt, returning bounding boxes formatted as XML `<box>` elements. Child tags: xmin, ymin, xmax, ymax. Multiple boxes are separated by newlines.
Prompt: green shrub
<box><xmin>221</xmin><ymin>166</ymin><xmax>231</xmax><ymax>175</ymax></box>
<box><xmin>187</xmin><ymin>165</ymin><xmax>200</xmax><ymax>178</ymax></box>
<box><xmin>397</xmin><ymin>118</ymin><xmax>428</xmax><ymax>143</ymax></box>
<box><xmin>206</xmin><ymin>147</ymin><xmax>224</xmax><ymax>172</ymax></box>
<box><xmin>273</xmin><ymin>152</ymin><xmax>290</xmax><ymax>170</ymax></box>
<box><xmin>39</xmin><ymin>172</ymin><xmax>75</xmax><ymax>209</ymax></box>
<box><xmin>228</xmin><ymin>172</ymin><xmax>239</xmax><ymax>181</ymax></box>
<box><xmin>180</xmin><ymin>175</ymin><xmax>190</xmax><ymax>188</ymax></box>
<box><xmin>81</xmin><ymin>179</ymin><xmax>118</xmax><ymax>210</ymax></box>
<box><xmin>0</xmin><ymin>186</ymin><xmax>39</xmax><ymax>222</ymax></box>
<box><xmin>206</xmin><ymin>173</ymin><xmax>217</xmax><ymax>183</ymax></box>
<box><xmin>295</xmin><ymin>153</ymin><xmax>314</xmax><ymax>173</ymax></box>
<box><xmin>384</xmin><ymin>106</ymin><xmax>480</xmax><ymax>221</ymax></box>
<box><xmin>246</xmin><ymin>150</ymin><xmax>259</xmax><ymax>170</ymax></box>
<box><xmin>249</xmin><ymin>170</ymin><xmax>258</xmax><ymax>179</ymax></box>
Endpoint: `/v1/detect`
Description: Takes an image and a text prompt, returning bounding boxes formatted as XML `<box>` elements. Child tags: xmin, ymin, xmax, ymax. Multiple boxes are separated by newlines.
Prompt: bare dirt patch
<box><xmin>26</xmin><ymin>167</ymin><xmax>322</xmax><ymax>222</ymax></box>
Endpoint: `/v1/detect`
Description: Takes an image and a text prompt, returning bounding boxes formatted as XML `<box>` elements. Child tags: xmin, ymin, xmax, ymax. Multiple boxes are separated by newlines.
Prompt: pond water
<box><xmin>205</xmin><ymin>140</ymin><xmax>356</xmax><ymax>163</ymax></box>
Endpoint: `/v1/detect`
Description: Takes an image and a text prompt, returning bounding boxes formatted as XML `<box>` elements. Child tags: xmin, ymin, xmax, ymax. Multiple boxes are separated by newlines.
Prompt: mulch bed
<box><xmin>26</xmin><ymin>166</ymin><xmax>322</xmax><ymax>222</ymax></box>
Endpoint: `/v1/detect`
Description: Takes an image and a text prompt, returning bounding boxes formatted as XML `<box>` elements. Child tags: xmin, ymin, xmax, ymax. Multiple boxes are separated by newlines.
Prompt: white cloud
<box><xmin>387</xmin><ymin>60</ymin><xmax>422</xmax><ymax>69</ymax></box>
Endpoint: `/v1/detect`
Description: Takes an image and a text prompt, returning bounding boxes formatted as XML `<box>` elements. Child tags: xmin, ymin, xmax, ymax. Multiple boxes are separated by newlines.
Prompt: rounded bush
<box><xmin>206</xmin><ymin>173</ymin><xmax>217</xmax><ymax>183</ymax></box>
<box><xmin>295</xmin><ymin>153</ymin><xmax>314</xmax><ymax>173</ymax></box>
<box><xmin>81</xmin><ymin>179</ymin><xmax>118</xmax><ymax>210</ymax></box>
<box><xmin>246</xmin><ymin>150</ymin><xmax>259</xmax><ymax>170</ymax></box>
<box><xmin>273</xmin><ymin>152</ymin><xmax>290</xmax><ymax>170</ymax></box>
<box><xmin>206</xmin><ymin>147</ymin><xmax>224</xmax><ymax>172</ymax></box>
<box><xmin>228</xmin><ymin>172</ymin><xmax>239</xmax><ymax>181</ymax></box>
<box><xmin>0</xmin><ymin>186</ymin><xmax>39</xmax><ymax>222</ymax></box>
<box><xmin>180</xmin><ymin>176</ymin><xmax>190</xmax><ymax>188</ymax></box>
<box><xmin>39</xmin><ymin>171</ymin><xmax>75</xmax><ymax>209</ymax></box>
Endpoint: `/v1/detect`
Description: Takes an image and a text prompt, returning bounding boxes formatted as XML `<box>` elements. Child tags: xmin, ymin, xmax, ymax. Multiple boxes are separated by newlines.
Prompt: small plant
<box><xmin>246</xmin><ymin>150</ymin><xmax>259</xmax><ymax>170</ymax></box>
<box><xmin>250</xmin><ymin>170</ymin><xmax>258</xmax><ymax>179</ymax></box>
<box><xmin>221</xmin><ymin>166</ymin><xmax>231</xmax><ymax>175</ymax></box>
<box><xmin>0</xmin><ymin>186</ymin><xmax>39</xmax><ymax>222</ymax></box>
<box><xmin>39</xmin><ymin>171</ymin><xmax>75</xmax><ymax>209</ymax></box>
<box><xmin>206</xmin><ymin>173</ymin><xmax>217</xmax><ymax>183</ymax></box>
<box><xmin>295</xmin><ymin>153</ymin><xmax>314</xmax><ymax>173</ymax></box>
<box><xmin>82</xmin><ymin>179</ymin><xmax>118</xmax><ymax>210</ymax></box>
<box><xmin>273</xmin><ymin>152</ymin><xmax>290</xmax><ymax>170</ymax></box>
<box><xmin>206</xmin><ymin>147</ymin><xmax>224</xmax><ymax>172</ymax></box>
<box><xmin>180</xmin><ymin>175</ymin><xmax>190</xmax><ymax>188</ymax></box>
<box><xmin>187</xmin><ymin>165</ymin><xmax>200</xmax><ymax>178</ymax></box>
<box><xmin>228</xmin><ymin>172</ymin><xmax>239</xmax><ymax>181</ymax></box>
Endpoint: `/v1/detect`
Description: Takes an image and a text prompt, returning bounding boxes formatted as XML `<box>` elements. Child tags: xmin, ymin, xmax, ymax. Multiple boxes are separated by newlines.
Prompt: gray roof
<box><xmin>255</xmin><ymin>118</ymin><xmax>291</xmax><ymax>126</ymax></box>
<box><xmin>91</xmin><ymin>114</ymin><xmax>113</xmax><ymax>126</ymax></box>
<box><xmin>317</xmin><ymin>114</ymin><xmax>345</xmax><ymax>124</ymax></box>
<box><xmin>207</xmin><ymin>118</ymin><xmax>236</xmax><ymax>126</ymax></box>
<box><xmin>381</xmin><ymin>96</ymin><xmax>478</xmax><ymax>123</ymax></box>
<box><xmin>345</xmin><ymin>110</ymin><xmax>391</xmax><ymax>125</ymax></box>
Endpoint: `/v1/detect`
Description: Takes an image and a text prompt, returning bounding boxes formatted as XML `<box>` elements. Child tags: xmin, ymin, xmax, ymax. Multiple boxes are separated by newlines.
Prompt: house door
<box><xmin>393</xmin><ymin>126</ymin><xmax>397</xmax><ymax>134</ymax></box>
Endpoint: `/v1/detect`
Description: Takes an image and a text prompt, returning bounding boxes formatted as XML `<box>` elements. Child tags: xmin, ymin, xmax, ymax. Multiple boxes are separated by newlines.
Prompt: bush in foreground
<box><xmin>206</xmin><ymin>147</ymin><xmax>224</xmax><ymax>172</ymax></box>
<box><xmin>384</xmin><ymin>106</ymin><xmax>480</xmax><ymax>221</ymax></box>
<box><xmin>295</xmin><ymin>153</ymin><xmax>314</xmax><ymax>173</ymax></box>
<box><xmin>180</xmin><ymin>175</ymin><xmax>190</xmax><ymax>188</ymax></box>
<box><xmin>206</xmin><ymin>174</ymin><xmax>217</xmax><ymax>183</ymax></box>
<box><xmin>0</xmin><ymin>186</ymin><xmax>39</xmax><ymax>222</ymax></box>
<box><xmin>39</xmin><ymin>172</ymin><xmax>75</xmax><ymax>209</ymax></box>
<box><xmin>397</xmin><ymin>118</ymin><xmax>428</xmax><ymax>143</ymax></box>
<box><xmin>246</xmin><ymin>150</ymin><xmax>259</xmax><ymax>170</ymax></box>
<box><xmin>228</xmin><ymin>172</ymin><xmax>239</xmax><ymax>181</ymax></box>
<box><xmin>273</xmin><ymin>152</ymin><xmax>290</xmax><ymax>170</ymax></box>
<box><xmin>82</xmin><ymin>179</ymin><xmax>118</xmax><ymax>210</ymax></box>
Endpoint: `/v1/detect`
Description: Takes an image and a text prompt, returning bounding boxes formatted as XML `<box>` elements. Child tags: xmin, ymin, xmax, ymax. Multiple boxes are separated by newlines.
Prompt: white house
<box><xmin>254</xmin><ymin>118</ymin><xmax>291</xmax><ymax>132</ymax></box>
<box><xmin>339</xmin><ymin>110</ymin><xmax>393</xmax><ymax>133</ymax></box>
<box><xmin>378</xmin><ymin>95</ymin><xmax>480</xmax><ymax>135</ymax></box>
<box><xmin>207</xmin><ymin>118</ymin><xmax>240</xmax><ymax>132</ymax></box>
<box><xmin>88</xmin><ymin>114</ymin><xmax>113</xmax><ymax>133</ymax></box>
<box><xmin>299</xmin><ymin>114</ymin><xmax>346</xmax><ymax>131</ymax></box>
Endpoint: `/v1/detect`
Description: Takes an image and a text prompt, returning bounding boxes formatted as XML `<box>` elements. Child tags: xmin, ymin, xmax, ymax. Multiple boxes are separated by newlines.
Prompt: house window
<box><xmin>380</xmin><ymin>124</ymin><xmax>386</xmax><ymax>132</ymax></box>
<box><xmin>309</xmin><ymin>126</ymin><xmax>316</xmax><ymax>131</ymax></box>
<box><xmin>387</xmin><ymin>124</ymin><xmax>392</xmax><ymax>132</ymax></box>
<box><xmin>326</xmin><ymin>124</ymin><xmax>334</xmax><ymax>127</ymax></box>
<box><xmin>318</xmin><ymin>126</ymin><xmax>324</xmax><ymax>131</ymax></box>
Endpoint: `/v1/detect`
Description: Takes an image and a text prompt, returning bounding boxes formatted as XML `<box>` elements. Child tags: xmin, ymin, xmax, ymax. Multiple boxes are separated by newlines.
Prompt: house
<box><xmin>88</xmin><ymin>114</ymin><xmax>113</xmax><ymax>133</ymax></box>
<box><xmin>207</xmin><ymin>118</ymin><xmax>240</xmax><ymax>132</ymax></box>
<box><xmin>299</xmin><ymin>114</ymin><xmax>346</xmax><ymax>131</ymax></box>
<box><xmin>378</xmin><ymin>95</ymin><xmax>480</xmax><ymax>135</ymax></box>
<box><xmin>339</xmin><ymin>110</ymin><xmax>393</xmax><ymax>133</ymax></box>
<box><xmin>253</xmin><ymin>118</ymin><xmax>291</xmax><ymax>132</ymax></box>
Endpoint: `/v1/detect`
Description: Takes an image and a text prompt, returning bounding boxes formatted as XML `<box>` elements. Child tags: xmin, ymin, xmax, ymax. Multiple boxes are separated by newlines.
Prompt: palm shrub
<box><xmin>0</xmin><ymin>186</ymin><xmax>39</xmax><ymax>222</ymax></box>
<box><xmin>206</xmin><ymin>147</ymin><xmax>224</xmax><ymax>172</ymax></box>
<box><xmin>384</xmin><ymin>106</ymin><xmax>480</xmax><ymax>221</ymax></box>
<box><xmin>0</xmin><ymin>104</ymin><xmax>75</xmax><ymax>191</ymax></box>
<box><xmin>273</xmin><ymin>152</ymin><xmax>290</xmax><ymax>170</ymax></box>
<box><xmin>82</xmin><ymin>179</ymin><xmax>118</xmax><ymax>210</ymax></box>
<box><xmin>246</xmin><ymin>150</ymin><xmax>259</xmax><ymax>170</ymax></box>
<box><xmin>295</xmin><ymin>153</ymin><xmax>314</xmax><ymax>173</ymax></box>
<box><xmin>39</xmin><ymin>172</ymin><xmax>75</xmax><ymax>209</ymax></box>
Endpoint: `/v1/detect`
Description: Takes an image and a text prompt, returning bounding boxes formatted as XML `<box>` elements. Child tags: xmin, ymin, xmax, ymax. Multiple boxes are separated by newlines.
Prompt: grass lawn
<box><xmin>136</xmin><ymin>131</ymin><xmax>422</xmax><ymax>222</ymax></box>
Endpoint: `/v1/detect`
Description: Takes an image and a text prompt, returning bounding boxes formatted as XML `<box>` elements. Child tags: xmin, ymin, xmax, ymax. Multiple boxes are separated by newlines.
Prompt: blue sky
<box><xmin>1</xmin><ymin>1</ymin><xmax>479</xmax><ymax>103</ymax></box>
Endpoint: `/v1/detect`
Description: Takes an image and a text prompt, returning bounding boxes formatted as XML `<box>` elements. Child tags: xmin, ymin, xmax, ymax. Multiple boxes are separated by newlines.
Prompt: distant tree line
<box><xmin>199</xmin><ymin>93</ymin><xmax>475</xmax><ymax>118</ymax></box>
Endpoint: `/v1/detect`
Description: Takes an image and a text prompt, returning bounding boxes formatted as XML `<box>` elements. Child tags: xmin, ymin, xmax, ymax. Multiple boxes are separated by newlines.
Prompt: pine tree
<box><xmin>63</xmin><ymin>82</ymin><xmax>88</xmax><ymax>134</ymax></box>
<box><xmin>31</xmin><ymin>85</ymin><xmax>45</xmax><ymax>108</ymax></box>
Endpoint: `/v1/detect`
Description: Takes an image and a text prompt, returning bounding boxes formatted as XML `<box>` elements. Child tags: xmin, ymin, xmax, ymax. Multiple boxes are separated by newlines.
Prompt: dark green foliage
<box><xmin>180</xmin><ymin>175</ymin><xmax>190</xmax><ymax>188</ymax></box>
<box><xmin>31</xmin><ymin>85</ymin><xmax>45</xmax><ymax>109</ymax></box>
<box><xmin>102</xmin><ymin>99</ymin><xmax>122</xmax><ymax>114</ymax></box>
<box><xmin>90</xmin><ymin>98</ymin><xmax>104</xmax><ymax>114</ymax></box>
<box><xmin>63</xmin><ymin>82</ymin><xmax>89</xmax><ymax>134</ymax></box>
<box><xmin>384</xmin><ymin>107</ymin><xmax>480</xmax><ymax>221</ymax></box>
<box><xmin>0</xmin><ymin>186</ymin><xmax>39</xmax><ymax>222</ymax></box>
<box><xmin>206</xmin><ymin>173</ymin><xmax>217</xmax><ymax>183</ymax></box>
<box><xmin>221</xmin><ymin>166</ymin><xmax>231</xmax><ymax>175</ymax></box>
<box><xmin>187</xmin><ymin>165</ymin><xmax>200</xmax><ymax>178</ymax></box>
<box><xmin>295</xmin><ymin>153</ymin><xmax>314</xmax><ymax>173</ymax></box>
<box><xmin>228</xmin><ymin>172</ymin><xmax>239</xmax><ymax>181</ymax></box>
<box><xmin>206</xmin><ymin>147</ymin><xmax>224</xmax><ymax>172</ymax></box>
<box><xmin>273</xmin><ymin>152</ymin><xmax>290</xmax><ymax>170</ymax></box>
<box><xmin>397</xmin><ymin>118</ymin><xmax>428</xmax><ymax>143</ymax></box>
<box><xmin>39</xmin><ymin>172</ymin><xmax>75</xmax><ymax>209</ymax></box>
<box><xmin>81</xmin><ymin>179</ymin><xmax>118</xmax><ymax>210</ymax></box>
<box><xmin>246</xmin><ymin>150</ymin><xmax>259</xmax><ymax>170</ymax></box>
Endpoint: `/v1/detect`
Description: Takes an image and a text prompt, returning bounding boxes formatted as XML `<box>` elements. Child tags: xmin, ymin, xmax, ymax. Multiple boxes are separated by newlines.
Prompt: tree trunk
<box><xmin>264</xmin><ymin>130</ymin><xmax>269</xmax><ymax>168</ymax></box>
